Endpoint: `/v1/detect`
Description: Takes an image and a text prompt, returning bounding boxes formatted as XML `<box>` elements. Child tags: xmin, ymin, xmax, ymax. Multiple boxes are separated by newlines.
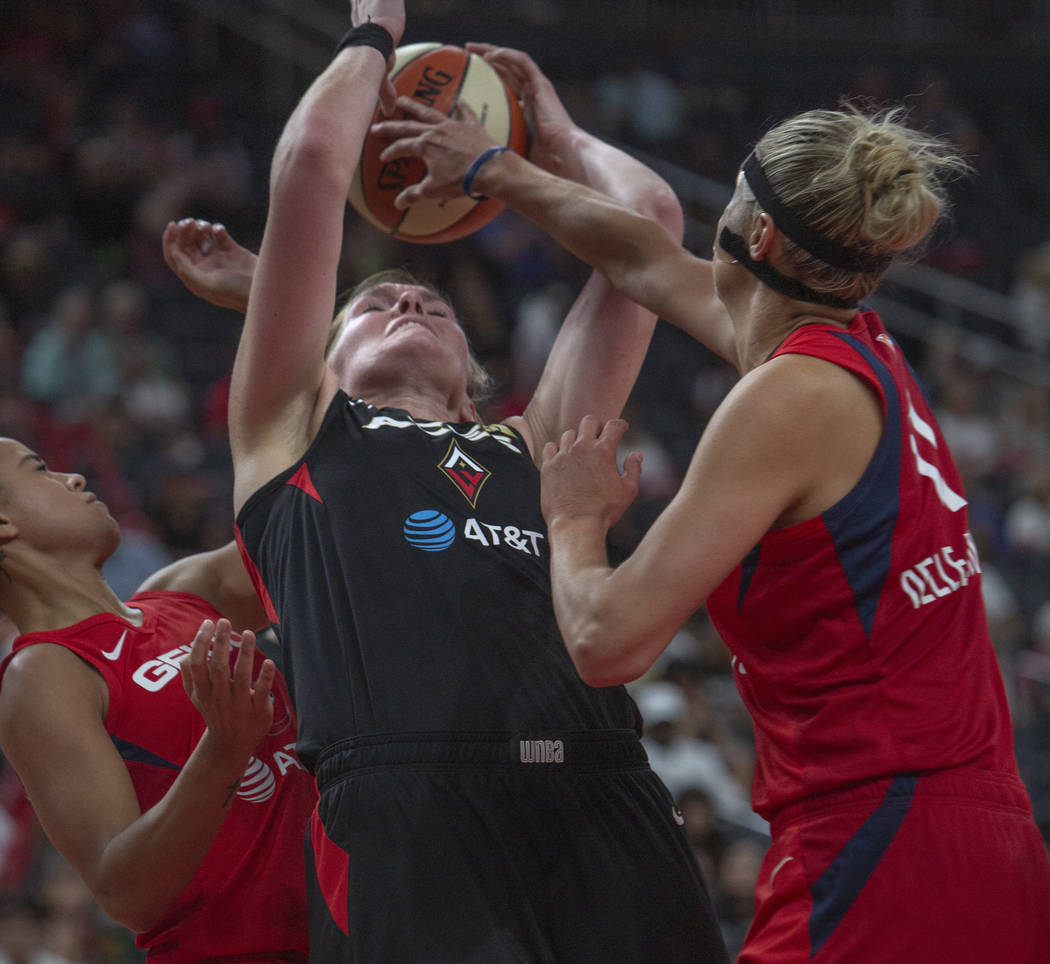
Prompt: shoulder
<box><xmin>738</xmin><ymin>351</ymin><xmax>877</xmax><ymax>417</ymax></box>
<box><xmin>136</xmin><ymin>545</ymin><xmax>240</xmax><ymax>601</ymax></box>
<box><xmin>705</xmin><ymin>353</ymin><xmax>882</xmax><ymax>483</ymax></box>
<box><xmin>0</xmin><ymin>643</ymin><xmax>107</xmax><ymax>729</ymax></box>
<box><xmin>500</xmin><ymin>413</ymin><xmax>540</xmax><ymax>464</ymax></box>
<box><xmin>718</xmin><ymin>353</ymin><xmax>846</xmax><ymax>429</ymax></box>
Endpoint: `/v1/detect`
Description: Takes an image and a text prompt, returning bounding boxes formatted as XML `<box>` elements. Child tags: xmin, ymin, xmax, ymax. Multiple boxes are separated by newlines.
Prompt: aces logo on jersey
<box><xmin>438</xmin><ymin>439</ymin><xmax>491</xmax><ymax>507</ymax></box>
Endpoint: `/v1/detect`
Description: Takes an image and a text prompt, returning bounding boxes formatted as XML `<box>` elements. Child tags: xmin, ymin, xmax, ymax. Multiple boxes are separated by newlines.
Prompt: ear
<box><xmin>0</xmin><ymin>516</ymin><xmax>17</xmax><ymax>548</ymax></box>
<box><xmin>749</xmin><ymin>212</ymin><xmax>777</xmax><ymax>262</ymax></box>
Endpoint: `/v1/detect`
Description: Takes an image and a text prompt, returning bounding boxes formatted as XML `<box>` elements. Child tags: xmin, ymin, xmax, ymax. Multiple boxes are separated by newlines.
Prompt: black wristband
<box><xmin>334</xmin><ymin>22</ymin><xmax>394</xmax><ymax>62</ymax></box>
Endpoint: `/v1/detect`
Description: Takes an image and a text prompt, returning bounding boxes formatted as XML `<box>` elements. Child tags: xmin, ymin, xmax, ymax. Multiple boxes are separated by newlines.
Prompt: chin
<box><xmin>100</xmin><ymin>521</ymin><xmax>121</xmax><ymax>557</ymax></box>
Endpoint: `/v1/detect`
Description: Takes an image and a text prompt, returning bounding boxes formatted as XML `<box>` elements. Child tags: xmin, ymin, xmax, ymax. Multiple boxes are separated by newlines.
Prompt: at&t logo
<box><xmin>402</xmin><ymin>510</ymin><xmax>546</xmax><ymax>556</ymax></box>
<box><xmin>403</xmin><ymin>510</ymin><xmax>456</xmax><ymax>551</ymax></box>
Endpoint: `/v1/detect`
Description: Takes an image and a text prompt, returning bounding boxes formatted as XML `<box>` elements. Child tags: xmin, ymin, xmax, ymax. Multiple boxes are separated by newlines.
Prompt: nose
<box><xmin>398</xmin><ymin>291</ymin><xmax>423</xmax><ymax>315</ymax></box>
<box><xmin>65</xmin><ymin>472</ymin><xmax>86</xmax><ymax>491</ymax></box>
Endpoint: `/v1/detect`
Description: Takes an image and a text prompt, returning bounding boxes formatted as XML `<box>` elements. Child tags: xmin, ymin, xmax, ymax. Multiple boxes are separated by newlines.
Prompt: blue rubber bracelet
<box><xmin>462</xmin><ymin>145</ymin><xmax>510</xmax><ymax>200</ymax></box>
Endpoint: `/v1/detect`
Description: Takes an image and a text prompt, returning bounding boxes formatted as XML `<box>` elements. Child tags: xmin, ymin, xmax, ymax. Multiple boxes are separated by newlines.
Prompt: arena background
<box><xmin>0</xmin><ymin>1</ymin><xmax>1048</xmax><ymax>959</ymax></box>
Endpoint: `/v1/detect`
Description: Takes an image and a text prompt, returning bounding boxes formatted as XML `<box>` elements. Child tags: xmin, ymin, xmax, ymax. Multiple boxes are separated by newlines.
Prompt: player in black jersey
<box><xmin>164</xmin><ymin>2</ymin><xmax>728</xmax><ymax>959</ymax></box>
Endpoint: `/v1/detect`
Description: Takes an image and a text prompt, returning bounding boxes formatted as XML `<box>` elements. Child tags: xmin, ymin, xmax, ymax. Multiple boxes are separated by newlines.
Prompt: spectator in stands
<box><xmin>20</xmin><ymin>285</ymin><xmax>118</xmax><ymax>419</ymax></box>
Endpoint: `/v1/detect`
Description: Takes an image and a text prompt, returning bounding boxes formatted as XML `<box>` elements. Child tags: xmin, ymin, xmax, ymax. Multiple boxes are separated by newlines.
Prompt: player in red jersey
<box><xmin>0</xmin><ymin>437</ymin><xmax>315</xmax><ymax>962</ymax></box>
<box><xmin>377</xmin><ymin>102</ymin><xmax>1050</xmax><ymax>960</ymax></box>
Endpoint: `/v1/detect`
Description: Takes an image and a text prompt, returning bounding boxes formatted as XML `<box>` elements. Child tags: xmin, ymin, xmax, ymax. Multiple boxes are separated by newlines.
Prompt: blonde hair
<box><xmin>752</xmin><ymin>106</ymin><xmax>972</xmax><ymax>302</ymax></box>
<box><xmin>326</xmin><ymin>269</ymin><xmax>494</xmax><ymax>402</ymax></box>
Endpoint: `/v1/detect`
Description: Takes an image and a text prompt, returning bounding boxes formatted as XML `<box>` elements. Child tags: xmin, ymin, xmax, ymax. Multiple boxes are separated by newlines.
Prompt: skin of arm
<box><xmin>136</xmin><ymin>541</ymin><xmax>268</xmax><ymax>632</ymax></box>
<box><xmin>161</xmin><ymin>220</ymin><xmax>256</xmax><ymax>314</ymax></box>
<box><xmin>471</xmin><ymin>151</ymin><xmax>739</xmax><ymax>372</ymax></box>
<box><xmin>374</xmin><ymin>89</ymin><xmax>738</xmax><ymax>373</ymax></box>
<box><xmin>171</xmin><ymin>41</ymin><xmax>703</xmax><ymax>464</ymax></box>
<box><xmin>482</xmin><ymin>46</ymin><xmax>689</xmax><ymax>456</ymax></box>
<box><xmin>228</xmin><ymin>0</ymin><xmax>405</xmax><ymax>513</ymax></box>
<box><xmin>0</xmin><ymin>619</ymin><xmax>273</xmax><ymax>933</ymax></box>
<box><xmin>540</xmin><ymin>355</ymin><xmax>884</xmax><ymax>685</ymax></box>
<box><xmin>371</xmin><ymin>47</ymin><xmax>724</xmax><ymax>459</ymax></box>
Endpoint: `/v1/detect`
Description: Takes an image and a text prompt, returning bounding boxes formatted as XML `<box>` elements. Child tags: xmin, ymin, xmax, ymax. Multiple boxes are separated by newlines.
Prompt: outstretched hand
<box><xmin>162</xmin><ymin>219</ymin><xmax>256</xmax><ymax>314</ymax></box>
<box><xmin>540</xmin><ymin>416</ymin><xmax>642</xmax><ymax>531</ymax></box>
<box><xmin>372</xmin><ymin>98</ymin><xmax>503</xmax><ymax>209</ymax></box>
<box><xmin>464</xmin><ymin>44</ymin><xmax>576</xmax><ymax>176</ymax></box>
<box><xmin>180</xmin><ymin>618</ymin><xmax>275</xmax><ymax>760</ymax></box>
<box><xmin>370</xmin><ymin>42</ymin><xmax>585</xmax><ymax>208</ymax></box>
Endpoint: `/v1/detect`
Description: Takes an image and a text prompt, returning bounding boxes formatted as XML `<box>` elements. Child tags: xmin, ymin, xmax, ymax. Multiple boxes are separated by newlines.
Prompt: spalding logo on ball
<box><xmin>349</xmin><ymin>43</ymin><xmax>528</xmax><ymax>244</ymax></box>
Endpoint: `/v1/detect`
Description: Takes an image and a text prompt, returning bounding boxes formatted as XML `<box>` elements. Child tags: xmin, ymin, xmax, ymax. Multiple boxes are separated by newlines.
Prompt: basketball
<box><xmin>348</xmin><ymin>42</ymin><xmax>528</xmax><ymax>244</ymax></box>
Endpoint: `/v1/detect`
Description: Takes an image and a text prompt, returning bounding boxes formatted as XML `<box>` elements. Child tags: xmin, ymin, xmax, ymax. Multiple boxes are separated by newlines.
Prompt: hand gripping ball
<box><xmin>348</xmin><ymin>43</ymin><xmax>528</xmax><ymax>244</ymax></box>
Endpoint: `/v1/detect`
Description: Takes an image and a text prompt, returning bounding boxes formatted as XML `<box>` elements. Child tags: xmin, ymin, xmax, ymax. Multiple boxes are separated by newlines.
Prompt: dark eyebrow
<box><xmin>17</xmin><ymin>453</ymin><xmax>44</xmax><ymax>468</ymax></box>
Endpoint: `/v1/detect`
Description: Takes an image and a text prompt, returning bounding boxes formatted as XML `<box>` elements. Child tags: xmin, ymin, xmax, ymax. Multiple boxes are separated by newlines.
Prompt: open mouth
<box><xmin>387</xmin><ymin>318</ymin><xmax>431</xmax><ymax>337</ymax></box>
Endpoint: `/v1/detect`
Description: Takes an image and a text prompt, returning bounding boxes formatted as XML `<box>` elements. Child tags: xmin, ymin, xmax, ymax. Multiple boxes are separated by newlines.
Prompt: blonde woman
<box><xmin>380</xmin><ymin>102</ymin><xmax>1050</xmax><ymax>961</ymax></box>
<box><xmin>169</xmin><ymin>3</ymin><xmax>730</xmax><ymax>957</ymax></box>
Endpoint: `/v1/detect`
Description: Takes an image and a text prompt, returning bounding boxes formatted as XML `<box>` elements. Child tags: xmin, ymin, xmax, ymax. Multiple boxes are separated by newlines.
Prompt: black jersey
<box><xmin>236</xmin><ymin>392</ymin><xmax>642</xmax><ymax>770</ymax></box>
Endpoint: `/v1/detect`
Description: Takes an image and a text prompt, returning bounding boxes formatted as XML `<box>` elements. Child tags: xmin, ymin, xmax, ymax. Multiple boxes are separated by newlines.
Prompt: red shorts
<box><xmin>740</xmin><ymin>767</ymin><xmax>1050</xmax><ymax>963</ymax></box>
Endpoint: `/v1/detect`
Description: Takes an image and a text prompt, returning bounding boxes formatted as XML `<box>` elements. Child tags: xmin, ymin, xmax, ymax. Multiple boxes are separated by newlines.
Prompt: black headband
<box><xmin>742</xmin><ymin>152</ymin><xmax>892</xmax><ymax>275</ymax></box>
<box><xmin>717</xmin><ymin>227</ymin><xmax>857</xmax><ymax>310</ymax></box>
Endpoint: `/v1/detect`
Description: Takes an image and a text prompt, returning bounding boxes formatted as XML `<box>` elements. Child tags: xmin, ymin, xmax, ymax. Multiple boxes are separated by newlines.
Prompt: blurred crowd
<box><xmin>1</xmin><ymin>2</ymin><xmax>1048</xmax><ymax>960</ymax></box>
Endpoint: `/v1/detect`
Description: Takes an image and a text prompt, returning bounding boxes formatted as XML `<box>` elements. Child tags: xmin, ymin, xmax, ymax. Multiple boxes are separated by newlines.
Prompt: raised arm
<box><xmin>137</xmin><ymin>541</ymin><xmax>268</xmax><ymax>632</ymax></box>
<box><xmin>468</xmin><ymin>46</ymin><xmax>694</xmax><ymax>455</ymax></box>
<box><xmin>228</xmin><ymin>1</ymin><xmax>404</xmax><ymax>510</ymax></box>
<box><xmin>486</xmin><ymin>154</ymin><xmax>736</xmax><ymax>369</ymax></box>
<box><xmin>0</xmin><ymin>619</ymin><xmax>273</xmax><ymax>932</ymax></box>
<box><xmin>374</xmin><ymin>54</ymin><xmax>737</xmax><ymax>397</ymax></box>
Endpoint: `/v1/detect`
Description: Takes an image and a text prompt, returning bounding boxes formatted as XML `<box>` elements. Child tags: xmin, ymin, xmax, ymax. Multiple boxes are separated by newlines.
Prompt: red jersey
<box><xmin>706</xmin><ymin>310</ymin><xmax>1017</xmax><ymax>820</ymax></box>
<box><xmin>0</xmin><ymin>591</ymin><xmax>315</xmax><ymax>962</ymax></box>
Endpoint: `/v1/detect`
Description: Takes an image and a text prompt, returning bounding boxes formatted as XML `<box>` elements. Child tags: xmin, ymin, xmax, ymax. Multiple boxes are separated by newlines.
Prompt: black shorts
<box><xmin>305</xmin><ymin>730</ymin><xmax>729</xmax><ymax>963</ymax></box>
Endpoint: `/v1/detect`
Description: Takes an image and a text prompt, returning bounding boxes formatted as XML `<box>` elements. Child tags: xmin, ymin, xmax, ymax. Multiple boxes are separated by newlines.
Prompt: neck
<box><xmin>356</xmin><ymin>386</ymin><xmax>477</xmax><ymax>424</ymax></box>
<box><xmin>0</xmin><ymin>558</ymin><xmax>136</xmax><ymax>636</ymax></box>
<box><xmin>728</xmin><ymin>287</ymin><xmax>856</xmax><ymax>373</ymax></box>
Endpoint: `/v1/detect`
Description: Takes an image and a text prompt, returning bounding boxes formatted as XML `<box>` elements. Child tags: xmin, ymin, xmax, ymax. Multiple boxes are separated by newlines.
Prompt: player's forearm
<box><xmin>479</xmin><ymin>153</ymin><xmax>681</xmax><ymax>314</ymax></box>
<box><xmin>478</xmin><ymin>152</ymin><xmax>737</xmax><ymax>365</ymax></box>
<box><xmin>211</xmin><ymin>253</ymin><xmax>255</xmax><ymax>315</ymax></box>
<box><xmin>556</xmin><ymin>128</ymin><xmax>684</xmax><ymax>241</ymax></box>
<box><xmin>89</xmin><ymin>731</ymin><xmax>253</xmax><ymax>932</ymax></box>
<box><xmin>547</xmin><ymin>517</ymin><xmax>661</xmax><ymax>688</ymax></box>
<box><xmin>270</xmin><ymin>46</ymin><xmax>388</xmax><ymax>204</ymax></box>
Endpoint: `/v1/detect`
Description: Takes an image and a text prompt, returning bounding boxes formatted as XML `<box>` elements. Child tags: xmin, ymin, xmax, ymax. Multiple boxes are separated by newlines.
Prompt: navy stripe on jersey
<box><xmin>112</xmin><ymin>735</ymin><xmax>179</xmax><ymax>770</ymax></box>
<box><xmin>738</xmin><ymin>543</ymin><xmax>761</xmax><ymax>612</ymax></box>
<box><xmin>903</xmin><ymin>353</ymin><xmax>935</xmax><ymax>410</ymax></box>
<box><xmin>809</xmin><ymin>773</ymin><xmax>918</xmax><ymax>955</ymax></box>
<box><xmin>821</xmin><ymin>331</ymin><xmax>902</xmax><ymax>637</ymax></box>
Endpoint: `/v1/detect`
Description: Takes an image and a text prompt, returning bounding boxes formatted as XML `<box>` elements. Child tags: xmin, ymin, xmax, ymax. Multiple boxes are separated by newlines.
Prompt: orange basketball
<box><xmin>348</xmin><ymin>43</ymin><xmax>528</xmax><ymax>244</ymax></box>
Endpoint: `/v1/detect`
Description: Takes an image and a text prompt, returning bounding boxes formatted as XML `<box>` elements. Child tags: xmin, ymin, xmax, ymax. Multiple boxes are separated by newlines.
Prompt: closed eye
<box><xmin>17</xmin><ymin>452</ymin><xmax>47</xmax><ymax>472</ymax></box>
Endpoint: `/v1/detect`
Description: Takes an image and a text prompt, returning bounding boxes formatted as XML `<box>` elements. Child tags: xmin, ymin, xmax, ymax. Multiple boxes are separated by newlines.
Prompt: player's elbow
<box><xmin>567</xmin><ymin>627</ymin><xmax>651</xmax><ymax>689</ymax></box>
<box><xmin>92</xmin><ymin>890</ymin><xmax>165</xmax><ymax>936</ymax></box>
<box><xmin>86</xmin><ymin>863</ymin><xmax>176</xmax><ymax>934</ymax></box>
<box><xmin>634</xmin><ymin>180</ymin><xmax>684</xmax><ymax>244</ymax></box>
<box><xmin>270</xmin><ymin>128</ymin><xmax>349</xmax><ymax>201</ymax></box>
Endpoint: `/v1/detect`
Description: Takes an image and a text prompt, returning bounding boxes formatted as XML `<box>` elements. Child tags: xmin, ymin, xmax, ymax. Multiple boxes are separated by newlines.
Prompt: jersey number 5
<box><xmin>907</xmin><ymin>396</ymin><xmax>967</xmax><ymax>512</ymax></box>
